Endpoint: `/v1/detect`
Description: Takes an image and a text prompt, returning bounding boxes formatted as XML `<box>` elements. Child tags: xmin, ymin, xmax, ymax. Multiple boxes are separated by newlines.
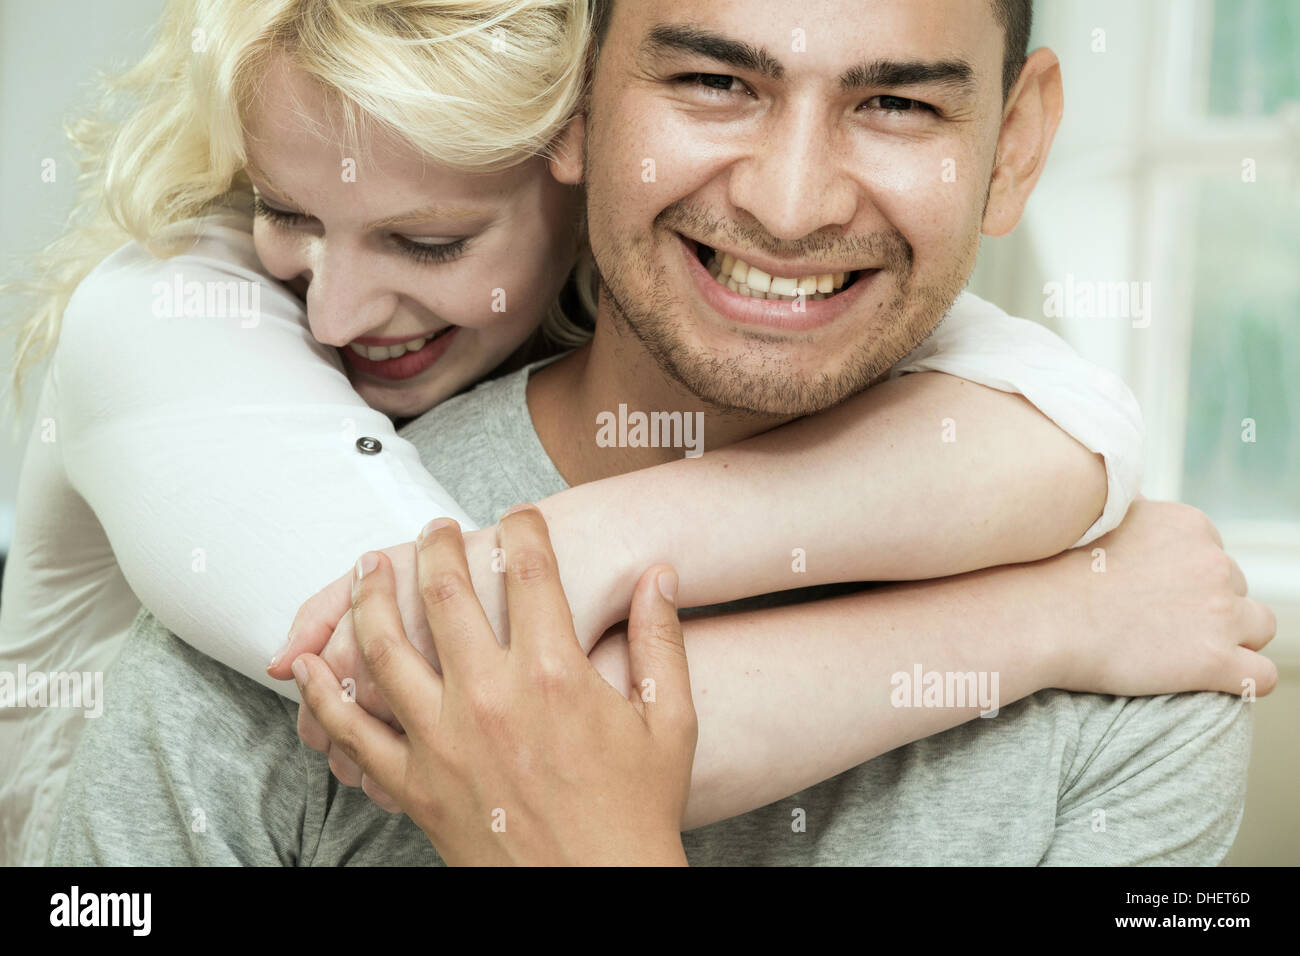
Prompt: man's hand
<box><xmin>270</xmin><ymin>533</ymin><xmax>501</xmax><ymax>793</ymax></box>
<box><xmin>270</xmin><ymin>509</ymin><xmax>634</xmax><ymax>795</ymax></box>
<box><xmin>291</xmin><ymin>505</ymin><xmax>698</xmax><ymax>866</ymax></box>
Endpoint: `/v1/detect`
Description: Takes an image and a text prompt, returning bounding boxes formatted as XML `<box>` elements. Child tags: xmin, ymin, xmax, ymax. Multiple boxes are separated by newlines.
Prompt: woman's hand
<box><xmin>270</xmin><ymin>513</ymin><xmax>631</xmax><ymax>793</ymax></box>
<box><xmin>291</xmin><ymin>505</ymin><xmax>698</xmax><ymax>866</ymax></box>
<box><xmin>1041</xmin><ymin>498</ymin><xmax>1278</xmax><ymax>697</ymax></box>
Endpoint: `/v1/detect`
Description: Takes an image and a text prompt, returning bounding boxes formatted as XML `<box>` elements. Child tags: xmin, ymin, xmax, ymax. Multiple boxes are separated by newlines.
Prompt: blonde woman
<box><xmin>1</xmin><ymin>0</ymin><xmax>1260</xmax><ymax>866</ymax></box>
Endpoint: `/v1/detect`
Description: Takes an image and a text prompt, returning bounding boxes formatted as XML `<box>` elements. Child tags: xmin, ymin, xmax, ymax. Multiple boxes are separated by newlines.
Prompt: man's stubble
<box><xmin>581</xmin><ymin>108</ymin><xmax>983</xmax><ymax>417</ymax></box>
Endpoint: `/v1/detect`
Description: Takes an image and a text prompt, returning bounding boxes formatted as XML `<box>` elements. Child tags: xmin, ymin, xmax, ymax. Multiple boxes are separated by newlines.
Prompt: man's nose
<box><xmin>727</xmin><ymin>109</ymin><xmax>858</xmax><ymax>242</ymax></box>
<box><xmin>300</xmin><ymin>241</ymin><xmax>397</xmax><ymax>347</ymax></box>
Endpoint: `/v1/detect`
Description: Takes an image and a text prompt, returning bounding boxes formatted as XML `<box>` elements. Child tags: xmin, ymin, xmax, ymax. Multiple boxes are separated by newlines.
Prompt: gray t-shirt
<box><xmin>48</xmin><ymin>359</ymin><xmax>1254</xmax><ymax>865</ymax></box>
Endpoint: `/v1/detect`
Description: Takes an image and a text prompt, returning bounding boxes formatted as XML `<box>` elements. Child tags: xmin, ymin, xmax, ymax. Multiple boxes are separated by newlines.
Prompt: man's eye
<box><xmin>676</xmin><ymin>73</ymin><xmax>750</xmax><ymax>98</ymax></box>
<box><xmin>863</xmin><ymin>95</ymin><xmax>936</xmax><ymax>114</ymax></box>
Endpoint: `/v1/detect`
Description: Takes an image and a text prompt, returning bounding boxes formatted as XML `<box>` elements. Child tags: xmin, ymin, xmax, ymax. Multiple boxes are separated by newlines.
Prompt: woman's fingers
<box><xmin>1238</xmin><ymin>597</ymin><xmax>1277</xmax><ymax>652</ymax></box>
<box><xmin>328</xmin><ymin>744</ymin><xmax>365</xmax><ymax>788</ymax></box>
<box><xmin>1231</xmin><ymin>645</ymin><xmax>1279</xmax><ymax>698</ymax></box>
<box><xmin>361</xmin><ymin>773</ymin><xmax>405</xmax><ymax>814</ymax></box>
<box><xmin>350</xmin><ymin>550</ymin><xmax>443</xmax><ymax>737</ymax></box>
<box><xmin>293</xmin><ymin>653</ymin><xmax>410</xmax><ymax>797</ymax></box>
<box><xmin>625</xmin><ymin>565</ymin><xmax>696</xmax><ymax>744</ymax></box>
<box><xmin>414</xmin><ymin>518</ymin><xmax>500</xmax><ymax>685</ymax></box>
<box><xmin>269</xmin><ymin>568</ymin><xmax>353</xmax><ymax>678</ymax></box>
<box><xmin>497</xmin><ymin>504</ymin><xmax>583</xmax><ymax>662</ymax></box>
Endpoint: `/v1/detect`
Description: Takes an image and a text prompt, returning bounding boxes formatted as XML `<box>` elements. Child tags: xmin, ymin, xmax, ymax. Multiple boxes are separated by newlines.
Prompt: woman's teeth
<box><xmin>347</xmin><ymin>334</ymin><xmax>432</xmax><ymax>361</ymax></box>
<box><xmin>705</xmin><ymin>250</ymin><xmax>851</xmax><ymax>300</ymax></box>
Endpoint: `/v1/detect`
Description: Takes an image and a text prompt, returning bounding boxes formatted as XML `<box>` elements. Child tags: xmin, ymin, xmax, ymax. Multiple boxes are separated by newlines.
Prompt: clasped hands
<box><xmin>281</xmin><ymin>504</ymin><xmax>697</xmax><ymax>866</ymax></box>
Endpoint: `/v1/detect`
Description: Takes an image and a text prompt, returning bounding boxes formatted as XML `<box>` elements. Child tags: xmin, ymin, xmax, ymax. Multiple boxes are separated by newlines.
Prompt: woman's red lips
<box><xmin>341</xmin><ymin>327</ymin><xmax>460</xmax><ymax>381</ymax></box>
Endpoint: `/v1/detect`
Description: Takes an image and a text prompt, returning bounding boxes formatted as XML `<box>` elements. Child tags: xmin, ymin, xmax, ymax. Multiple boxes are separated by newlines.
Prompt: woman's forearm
<box><xmin>588</xmin><ymin>560</ymin><xmax>1063</xmax><ymax>830</ymax></box>
<box><xmin>540</xmin><ymin>370</ymin><xmax>1106</xmax><ymax>645</ymax></box>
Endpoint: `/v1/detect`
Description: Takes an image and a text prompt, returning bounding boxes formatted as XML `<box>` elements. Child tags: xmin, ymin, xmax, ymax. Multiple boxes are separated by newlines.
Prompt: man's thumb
<box><xmin>626</xmin><ymin>565</ymin><xmax>695</xmax><ymax>737</ymax></box>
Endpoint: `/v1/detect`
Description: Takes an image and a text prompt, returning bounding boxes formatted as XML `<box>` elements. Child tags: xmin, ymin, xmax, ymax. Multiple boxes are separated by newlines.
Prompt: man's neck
<box><xmin>527</xmin><ymin>313</ymin><xmax>791</xmax><ymax>486</ymax></box>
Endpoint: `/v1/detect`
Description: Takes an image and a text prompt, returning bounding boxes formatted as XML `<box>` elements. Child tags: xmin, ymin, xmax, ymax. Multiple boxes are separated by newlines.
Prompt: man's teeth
<box><xmin>705</xmin><ymin>251</ymin><xmax>849</xmax><ymax>300</ymax></box>
<box><xmin>347</xmin><ymin>335</ymin><xmax>431</xmax><ymax>361</ymax></box>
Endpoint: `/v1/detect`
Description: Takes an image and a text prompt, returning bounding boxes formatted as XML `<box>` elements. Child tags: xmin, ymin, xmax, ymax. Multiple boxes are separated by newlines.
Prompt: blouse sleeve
<box><xmin>53</xmin><ymin>212</ymin><xmax>477</xmax><ymax>694</ymax></box>
<box><xmin>890</xmin><ymin>292</ymin><xmax>1145</xmax><ymax>548</ymax></box>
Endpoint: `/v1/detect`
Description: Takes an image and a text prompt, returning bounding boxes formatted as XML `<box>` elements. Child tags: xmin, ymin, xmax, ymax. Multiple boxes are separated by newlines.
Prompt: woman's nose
<box><xmin>301</xmin><ymin>243</ymin><xmax>397</xmax><ymax>346</ymax></box>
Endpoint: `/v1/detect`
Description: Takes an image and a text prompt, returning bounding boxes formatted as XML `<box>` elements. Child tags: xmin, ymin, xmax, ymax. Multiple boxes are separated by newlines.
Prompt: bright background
<box><xmin>1</xmin><ymin>0</ymin><xmax>1296</xmax><ymax>863</ymax></box>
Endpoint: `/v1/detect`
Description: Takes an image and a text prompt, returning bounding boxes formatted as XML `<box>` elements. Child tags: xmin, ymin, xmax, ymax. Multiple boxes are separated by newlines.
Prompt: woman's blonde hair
<box><xmin>5</xmin><ymin>0</ymin><xmax>599</xmax><ymax>407</ymax></box>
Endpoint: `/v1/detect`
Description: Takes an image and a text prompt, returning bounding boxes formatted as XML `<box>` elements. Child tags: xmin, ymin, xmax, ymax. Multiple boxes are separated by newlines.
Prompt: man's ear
<box><xmin>548</xmin><ymin>113</ymin><xmax>586</xmax><ymax>186</ymax></box>
<box><xmin>982</xmin><ymin>48</ymin><xmax>1063</xmax><ymax>237</ymax></box>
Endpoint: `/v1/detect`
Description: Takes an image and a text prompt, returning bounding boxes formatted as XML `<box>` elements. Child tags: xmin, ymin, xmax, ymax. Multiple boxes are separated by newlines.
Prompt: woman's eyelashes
<box><xmin>392</xmin><ymin>235</ymin><xmax>468</xmax><ymax>265</ymax></box>
<box><xmin>252</xmin><ymin>195</ymin><xmax>306</xmax><ymax>227</ymax></box>
<box><xmin>252</xmin><ymin>196</ymin><xmax>469</xmax><ymax>265</ymax></box>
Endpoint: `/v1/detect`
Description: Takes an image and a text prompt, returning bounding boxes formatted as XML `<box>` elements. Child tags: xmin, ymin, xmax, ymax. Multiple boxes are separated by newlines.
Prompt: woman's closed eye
<box><xmin>253</xmin><ymin>196</ymin><xmax>469</xmax><ymax>265</ymax></box>
<box><xmin>391</xmin><ymin>235</ymin><xmax>468</xmax><ymax>265</ymax></box>
<box><xmin>253</xmin><ymin>195</ymin><xmax>307</xmax><ymax>227</ymax></box>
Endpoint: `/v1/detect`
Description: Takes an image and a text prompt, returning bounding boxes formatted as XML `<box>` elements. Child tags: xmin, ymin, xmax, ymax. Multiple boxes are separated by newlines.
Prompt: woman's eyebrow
<box><xmin>367</xmin><ymin>205</ymin><xmax>488</xmax><ymax>229</ymax></box>
<box><xmin>247</xmin><ymin>162</ymin><xmax>487</xmax><ymax>227</ymax></box>
<box><xmin>246</xmin><ymin>162</ymin><xmax>301</xmax><ymax>206</ymax></box>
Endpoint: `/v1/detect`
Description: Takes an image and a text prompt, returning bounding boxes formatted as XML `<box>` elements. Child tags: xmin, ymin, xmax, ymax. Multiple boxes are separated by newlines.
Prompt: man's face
<box><xmin>584</xmin><ymin>0</ymin><xmax>1010</xmax><ymax>415</ymax></box>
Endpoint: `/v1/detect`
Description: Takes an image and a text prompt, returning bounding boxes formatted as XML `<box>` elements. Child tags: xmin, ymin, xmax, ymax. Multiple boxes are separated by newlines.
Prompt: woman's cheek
<box><xmin>251</xmin><ymin>226</ymin><xmax>302</xmax><ymax>283</ymax></box>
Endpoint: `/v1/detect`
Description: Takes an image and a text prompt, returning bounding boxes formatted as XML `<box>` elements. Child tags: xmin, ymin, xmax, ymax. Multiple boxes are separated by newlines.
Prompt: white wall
<box><xmin>0</xmin><ymin>0</ymin><xmax>165</xmax><ymax>552</ymax></box>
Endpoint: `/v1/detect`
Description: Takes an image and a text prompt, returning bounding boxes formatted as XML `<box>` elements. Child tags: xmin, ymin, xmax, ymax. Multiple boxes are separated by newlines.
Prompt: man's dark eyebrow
<box><xmin>642</xmin><ymin>24</ymin><xmax>784</xmax><ymax>80</ymax></box>
<box><xmin>840</xmin><ymin>59</ymin><xmax>977</xmax><ymax>97</ymax></box>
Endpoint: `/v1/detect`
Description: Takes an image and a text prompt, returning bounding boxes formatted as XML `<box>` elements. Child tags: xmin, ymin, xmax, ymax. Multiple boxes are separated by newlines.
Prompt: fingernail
<box><xmin>353</xmin><ymin>551</ymin><xmax>380</xmax><ymax>601</ymax></box>
<box><xmin>657</xmin><ymin>568</ymin><xmax>678</xmax><ymax>606</ymax></box>
<box><xmin>291</xmin><ymin>657</ymin><xmax>309</xmax><ymax>687</ymax></box>
<box><xmin>268</xmin><ymin>636</ymin><xmax>291</xmax><ymax>670</ymax></box>
<box><xmin>418</xmin><ymin>517</ymin><xmax>454</xmax><ymax>544</ymax></box>
<box><xmin>501</xmin><ymin>502</ymin><xmax>535</xmax><ymax>517</ymax></box>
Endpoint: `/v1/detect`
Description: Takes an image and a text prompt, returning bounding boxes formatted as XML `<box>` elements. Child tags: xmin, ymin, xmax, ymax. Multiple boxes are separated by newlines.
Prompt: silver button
<box><xmin>356</xmin><ymin>436</ymin><xmax>382</xmax><ymax>455</ymax></box>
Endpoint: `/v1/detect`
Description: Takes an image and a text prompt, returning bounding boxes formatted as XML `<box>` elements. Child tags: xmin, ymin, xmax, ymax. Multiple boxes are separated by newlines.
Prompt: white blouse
<box><xmin>0</xmin><ymin>210</ymin><xmax>1143</xmax><ymax>865</ymax></box>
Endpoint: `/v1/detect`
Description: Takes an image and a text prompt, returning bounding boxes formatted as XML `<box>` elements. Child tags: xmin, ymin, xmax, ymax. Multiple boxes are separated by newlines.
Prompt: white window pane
<box><xmin>1208</xmin><ymin>0</ymin><xmax>1300</xmax><ymax>116</ymax></box>
<box><xmin>1181</xmin><ymin>179</ymin><xmax>1300</xmax><ymax>521</ymax></box>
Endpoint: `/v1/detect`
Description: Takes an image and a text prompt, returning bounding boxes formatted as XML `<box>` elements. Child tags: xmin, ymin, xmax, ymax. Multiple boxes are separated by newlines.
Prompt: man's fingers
<box><xmin>625</xmin><ymin>565</ymin><xmax>697</xmax><ymax>744</ymax></box>
<box><xmin>269</xmin><ymin>570</ymin><xmax>353</xmax><ymax>678</ymax></box>
<box><xmin>415</xmin><ymin>518</ymin><xmax>499</xmax><ymax>684</ymax></box>
<box><xmin>293</xmin><ymin>654</ymin><xmax>410</xmax><ymax>796</ymax></box>
<box><xmin>498</xmin><ymin>504</ymin><xmax>582</xmax><ymax>661</ymax></box>
<box><xmin>351</xmin><ymin>551</ymin><xmax>443</xmax><ymax>736</ymax></box>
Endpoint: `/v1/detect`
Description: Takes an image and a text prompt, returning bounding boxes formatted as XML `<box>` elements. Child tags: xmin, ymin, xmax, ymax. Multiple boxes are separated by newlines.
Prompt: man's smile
<box><xmin>675</xmin><ymin>231</ymin><xmax>881</xmax><ymax>333</ymax></box>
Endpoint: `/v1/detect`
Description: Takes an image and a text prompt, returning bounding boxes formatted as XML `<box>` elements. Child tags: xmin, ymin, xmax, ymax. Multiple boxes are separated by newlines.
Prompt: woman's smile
<box><xmin>340</xmin><ymin>325</ymin><xmax>461</xmax><ymax>381</ymax></box>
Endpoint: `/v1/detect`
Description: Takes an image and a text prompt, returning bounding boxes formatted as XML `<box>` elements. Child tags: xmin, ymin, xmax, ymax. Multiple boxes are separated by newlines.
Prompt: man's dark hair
<box><xmin>591</xmin><ymin>0</ymin><xmax>1033</xmax><ymax>100</ymax></box>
